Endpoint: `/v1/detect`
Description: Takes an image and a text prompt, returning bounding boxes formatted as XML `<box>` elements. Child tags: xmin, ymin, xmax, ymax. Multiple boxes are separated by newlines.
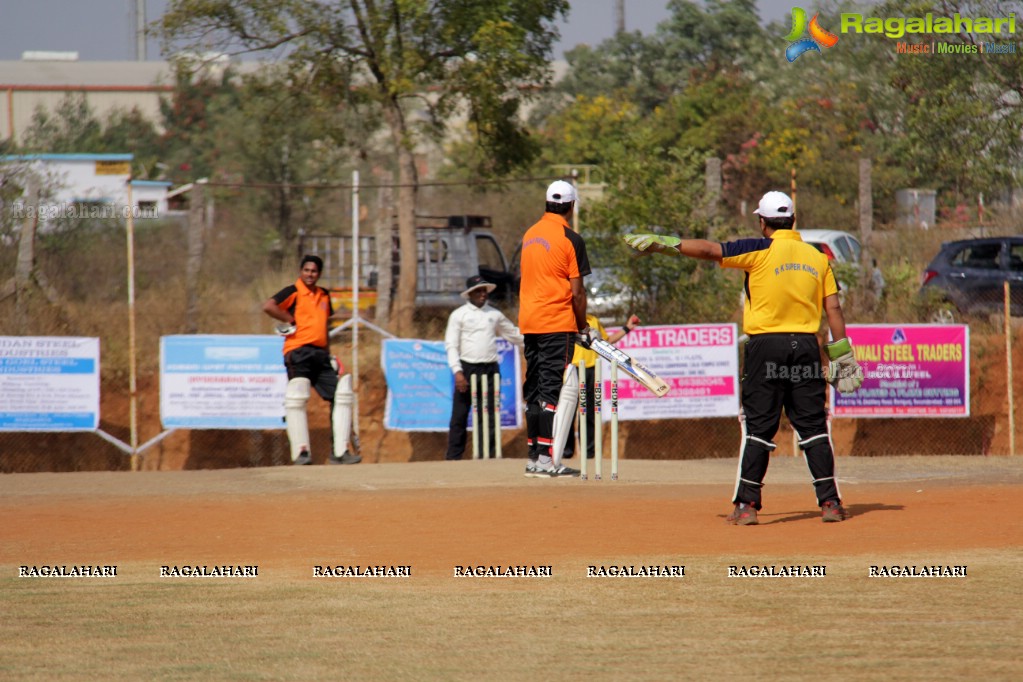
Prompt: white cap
<box><xmin>546</xmin><ymin>180</ymin><xmax>577</xmax><ymax>204</ymax></box>
<box><xmin>753</xmin><ymin>191</ymin><xmax>794</xmax><ymax>219</ymax></box>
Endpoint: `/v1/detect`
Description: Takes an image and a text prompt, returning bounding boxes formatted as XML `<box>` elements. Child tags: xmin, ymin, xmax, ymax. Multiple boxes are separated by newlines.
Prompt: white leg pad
<box><xmin>551</xmin><ymin>364</ymin><xmax>579</xmax><ymax>467</ymax></box>
<box><xmin>285</xmin><ymin>378</ymin><xmax>311</xmax><ymax>462</ymax></box>
<box><xmin>332</xmin><ymin>373</ymin><xmax>353</xmax><ymax>458</ymax></box>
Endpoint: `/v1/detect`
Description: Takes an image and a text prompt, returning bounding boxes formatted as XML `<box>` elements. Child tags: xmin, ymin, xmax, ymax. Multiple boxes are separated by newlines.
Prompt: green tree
<box><xmin>21</xmin><ymin>93</ymin><xmax>104</xmax><ymax>154</ymax></box>
<box><xmin>210</xmin><ymin>65</ymin><xmax>353</xmax><ymax>255</ymax></box>
<box><xmin>99</xmin><ymin>108</ymin><xmax>163</xmax><ymax>178</ymax></box>
<box><xmin>21</xmin><ymin>93</ymin><xmax>164</xmax><ymax>177</ymax></box>
<box><xmin>159</xmin><ymin>0</ymin><xmax>568</xmax><ymax>335</ymax></box>
<box><xmin>581</xmin><ymin>127</ymin><xmax>742</xmax><ymax>324</ymax></box>
<box><xmin>157</xmin><ymin>66</ymin><xmax>241</xmax><ymax>184</ymax></box>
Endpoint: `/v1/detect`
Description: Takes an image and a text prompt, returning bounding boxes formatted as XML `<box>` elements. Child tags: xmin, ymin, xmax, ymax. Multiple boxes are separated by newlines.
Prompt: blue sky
<box><xmin>0</xmin><ymin>1</ymin><xmax>799</xmax><ymax>62</ymax></box>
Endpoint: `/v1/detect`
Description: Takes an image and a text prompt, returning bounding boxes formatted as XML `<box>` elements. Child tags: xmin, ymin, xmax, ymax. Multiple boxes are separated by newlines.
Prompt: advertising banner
<box><xmin>382</xmin><ymin>338</ymin><xmax>522</xmax><ymax>431</ymax></box>
<box><xmin>160</xmin><ymin>335</ymin><xmax>288</xmax><ymax>429</ymax></box>
<box><xmin>606</xmin><ymin>324</ymin><xmax>740</xmax><ymax>421</ymax></box>
<box><xmin>831</xmin><ymin>324</ymin><xmax>969</xmax><ymax>417</ymax></box>
<box><xmin>0</xmin><ymin>337</ymin><xmax>100</xmax><ymax>431</ymax></box>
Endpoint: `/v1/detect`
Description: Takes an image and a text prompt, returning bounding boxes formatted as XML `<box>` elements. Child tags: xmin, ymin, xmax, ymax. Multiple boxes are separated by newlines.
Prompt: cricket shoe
<box><xmin>726</xmin><ymin>502</ymin><xmax>758</xmax><ymax>526</ymax></box>
<box><xmin>821</xmin><ymin>500</ymin><xmax>849</xmax><ymax>522</ymax></box>
<box><xmin>293</xmin><ymin>450</ymin><xmax>312</xmax><ymax>466</ymax></box>
<box><xmin>328</xmin><ymin>451</ymin><xmax>362</xmax><ymax>465</ymax></box>
<box><xmin>531</xmin><ymin>463</ymin><xmax>580</xmax><ymax>478</ymax></box>
<box><xmin>524</xmin><ymin>460</ymin><xmax>545</xmax><ymax>478</ymax></box>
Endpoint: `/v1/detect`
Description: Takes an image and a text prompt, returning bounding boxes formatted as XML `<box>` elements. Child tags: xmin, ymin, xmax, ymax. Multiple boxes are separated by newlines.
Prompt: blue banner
<box><xmin>0</xmin><ymin>336</ymin><xmax>100</xmax><ymax>431</ymax></box>
<box><xmin>382</xmin><ymin>338</ymin><xmax>522</xmax><ymax>431</ymax></box>
<box><xmin>159</xmin><ymin>335</ymin><xmax>289</xmax><ymax>429</ymax></box>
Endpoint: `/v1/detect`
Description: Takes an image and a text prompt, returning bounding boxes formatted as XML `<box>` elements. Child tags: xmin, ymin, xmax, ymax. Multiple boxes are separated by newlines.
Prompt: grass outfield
<box><xmin>2</xmin><ymin>456</ymin><xmax>1022</xmax><ymax>681</ymax></box>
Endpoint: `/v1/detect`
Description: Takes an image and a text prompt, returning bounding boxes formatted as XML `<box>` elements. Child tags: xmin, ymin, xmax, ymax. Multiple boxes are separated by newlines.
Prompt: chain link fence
<box><xmin>1</xmin><ymin>180</ymin><xmax>1021</xmax><ymax>473</ymax></box>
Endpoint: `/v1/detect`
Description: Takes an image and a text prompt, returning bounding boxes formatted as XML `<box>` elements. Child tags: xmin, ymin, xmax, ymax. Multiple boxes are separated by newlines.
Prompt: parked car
<box><xmin>798</xmin><ymin>229</ymin><xmax>862</xmax><ymax>302</ymax></box>
<box><xmin>798</xmin><ymin>229</ymin><xmax>862</xmax><ymax>265</ymax></box>
<box><xmin>920</xmin><ymin>236</ymin><xmax>1023</xmax><ymax>322</ymax></box>
<box><xmin>586</xmin><ymin>266</ymin><xmax>630</xmax><ymax>324</ymax></box>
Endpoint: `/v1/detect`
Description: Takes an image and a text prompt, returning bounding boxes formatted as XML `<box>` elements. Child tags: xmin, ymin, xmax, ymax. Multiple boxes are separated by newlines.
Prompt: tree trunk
<box><xmin>383</xmin><ymin>102</ymin><xmax>419</xmax><ymax>338</ymax></box>
<box><xmin>374</xmin><ymin>182</ymin><xmax>393</xmax><ymax>328</ymax></box>
<box><xmin>14</xmin><ymin>178</ymin><xmax>39</xmax><ymax>333</ymax></box>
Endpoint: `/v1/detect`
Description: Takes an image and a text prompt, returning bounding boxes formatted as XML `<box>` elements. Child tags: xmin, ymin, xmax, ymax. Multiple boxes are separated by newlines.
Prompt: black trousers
<box><xmin>734</xmin><ymin>333</ymin><xmax>840</xmax><ymax>509</ymax></box>
<box><xmin>523</xmin><ymin>332</ymin><xmax>576</xmax><ymax>459</ymax></box>
<box><xmin>446</xmin><ymin>361</ymin><xmax>500</xmax><ymax>460</ymax></box>
<box><xmin>284</xmin><ymin>345</ymin><xmax>338</xmax><ymax>399</ymax></box>
<box><xmin>563</xmin><ymin>365</ymin><xmax>596</xmax><ymax>459</ymax></box>
<box><xmin>284</xmin><ymin>344</ymin><xmax>339</xmax><ymax>453</ymax></box>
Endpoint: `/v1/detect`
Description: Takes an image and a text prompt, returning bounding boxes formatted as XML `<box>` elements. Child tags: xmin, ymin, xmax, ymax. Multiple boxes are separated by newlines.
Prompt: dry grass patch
<box><xmin>2</xmin><ymin>552</ymin><xmax>1021</xmax><ymax>681</ymax></box>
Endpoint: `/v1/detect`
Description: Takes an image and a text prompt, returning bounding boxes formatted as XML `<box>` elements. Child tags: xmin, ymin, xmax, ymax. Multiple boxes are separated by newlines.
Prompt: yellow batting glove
<box><xmin>825</xmin><ymin>338</ymin><xmax>864</xmax><ymax>394</ymax></box>
<box><xmin>624</xmin><ymin>233</ymin><xmax>681</xmax><ymax>255</ymax></box>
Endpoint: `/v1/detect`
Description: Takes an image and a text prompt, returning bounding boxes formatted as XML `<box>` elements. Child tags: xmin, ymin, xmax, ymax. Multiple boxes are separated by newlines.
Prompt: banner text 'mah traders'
<box><xmin>841</xmin><ymin>12</ymin><xmax>1016</xmax><ymax>39</ymax></box>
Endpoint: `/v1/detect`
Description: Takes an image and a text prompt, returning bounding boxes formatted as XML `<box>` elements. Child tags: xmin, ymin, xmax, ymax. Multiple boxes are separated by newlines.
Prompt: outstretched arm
<box><xmin>624</xmin><ymin>234</ymin><xmax>722</xmax><ymax>262</ymax></box>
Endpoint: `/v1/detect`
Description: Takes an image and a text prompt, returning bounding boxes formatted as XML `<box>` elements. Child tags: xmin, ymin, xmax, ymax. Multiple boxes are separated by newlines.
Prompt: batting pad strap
<box><xmin>798</xmin><ymin>434</ymin><xmax>829</xmax><ymax>448</ymax></box>
<box><xmin>746</xmin><ymin>435</ymin><xmax>776</xmax><ymax>450</ymax></box>
<box><xmin>812</xmin><ymin>476</ymin><xmax>836</xmax><ymax>484</ymax></box>
<box><xmin>739</xmin><ymin>478</ymin><xmax>765</xmax><ymax>488</ymax></box>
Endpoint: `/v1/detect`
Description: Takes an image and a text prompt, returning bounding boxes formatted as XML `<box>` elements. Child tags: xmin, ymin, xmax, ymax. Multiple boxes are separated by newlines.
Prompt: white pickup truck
<box><xmin>298</xmin><ymin>214</ymin><xmax>515</xmax><ymax>311</ymax></box>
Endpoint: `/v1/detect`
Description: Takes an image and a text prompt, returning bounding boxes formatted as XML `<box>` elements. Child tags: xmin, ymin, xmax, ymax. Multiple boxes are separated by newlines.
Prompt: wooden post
<box><xmin>859</xmin><ymin>157</ymin><xmax>873</xmax><ymax>270</ymax></box>
<box><xmin>184</xmin><ymin>180</ymin><xmax>206</xmax><ymax>333</ymax></box>
<box><xmin>790</xmin><ymin>168</ymin><xmax>797</xmax><ymax>229</ymax></box>
<box><xmin>127</xmin><ymin>180</ymin><xmax>140</xmax><ymax>471</ymax></box>
<box><xmin>1007</xmin><ymin>281</ymin><xmax>1016</xmax><ymax>456</ymax></box>
<box><xmin>14</xmin><ymin>177</ymin><xmax>38</xmax><ymax>333</ymax></box>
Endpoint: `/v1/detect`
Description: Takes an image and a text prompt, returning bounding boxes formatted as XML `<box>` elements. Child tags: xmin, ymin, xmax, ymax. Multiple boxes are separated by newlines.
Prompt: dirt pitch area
<box><xmin>3</xmin><ymin>455</ymin><xmax>1022</xmax><ymax>681</ymax></box>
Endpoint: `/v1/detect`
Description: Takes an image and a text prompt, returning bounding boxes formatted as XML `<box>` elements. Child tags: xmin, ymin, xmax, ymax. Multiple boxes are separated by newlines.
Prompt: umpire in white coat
<box><xmin>444</xmin><ymin>275</ymin><xmax>524</xmax><ymax>460</ymax></box>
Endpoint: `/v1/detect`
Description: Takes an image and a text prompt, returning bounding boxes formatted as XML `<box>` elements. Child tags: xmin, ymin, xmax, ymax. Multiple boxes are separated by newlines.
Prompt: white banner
<box><xmin>0</xmin><ymin>337</ymin><xmax>100</xmax><ymax>431</ymax></box>
<box><xmin>160</xmin><ymin>335</ymin><xmax>288</xmax><ymax>429</ymax></box>
<box><xmin>602</xmin><ymin>324</ymin><xmax>740</xmax><ymax>421</ymax></box>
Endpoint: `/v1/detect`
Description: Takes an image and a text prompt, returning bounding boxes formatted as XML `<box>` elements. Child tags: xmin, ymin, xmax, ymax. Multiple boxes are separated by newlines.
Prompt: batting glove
<box><xmin>577</xmin><ymin>326</ymin><xmax>596</xmax><ymax>349</ymax></box>
<box><xmin>274</xmin><ymin>321</ymin><xmax>297</xmax><ymax>336</ymax></box>
<box><xmin>624</xmin><ymin>233</ymin><xmax>681</xmax><ymax>256</ymax></box>
<box><xmin>825</xmin><ymin>338</ymin><xmax>863</xmax><ymax>394</ymax></box>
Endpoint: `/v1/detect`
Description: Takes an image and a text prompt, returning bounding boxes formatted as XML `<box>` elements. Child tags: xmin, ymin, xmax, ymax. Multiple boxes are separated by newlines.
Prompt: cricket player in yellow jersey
<box><xmin>624</xmin><ymin>191</ymin><xmax>862</xmax><ymax>523</ymax></box>
<box><xmin>262</xmin><ymin>255</ymin><xmax>361</xmax><ymax>466</ymax></box>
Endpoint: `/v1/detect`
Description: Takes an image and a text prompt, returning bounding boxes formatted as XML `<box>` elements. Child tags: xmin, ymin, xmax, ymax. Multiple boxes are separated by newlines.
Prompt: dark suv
<box><xmin>920</xmin><ymin>236</ymin><xmax>1023</xmax><ymax>322</ymax></box>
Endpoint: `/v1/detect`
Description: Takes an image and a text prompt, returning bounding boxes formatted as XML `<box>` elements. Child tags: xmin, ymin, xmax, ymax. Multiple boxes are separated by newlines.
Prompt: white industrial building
<box><xmin>0</xmin><ymin>59</ymin><xmax>175</xmax><ymax>143</ymax></box>
<box><xmin>1</xmin><ymin>153</ymin><xmax>171</xmax><ymax>221</ymax></box>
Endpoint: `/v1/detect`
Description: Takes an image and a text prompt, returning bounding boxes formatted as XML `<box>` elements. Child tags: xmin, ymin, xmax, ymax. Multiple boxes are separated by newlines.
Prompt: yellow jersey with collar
<box><xmin>719</xmin><ymin>230</ymin><xmax>839</xmax><ymax>335</ymax></box>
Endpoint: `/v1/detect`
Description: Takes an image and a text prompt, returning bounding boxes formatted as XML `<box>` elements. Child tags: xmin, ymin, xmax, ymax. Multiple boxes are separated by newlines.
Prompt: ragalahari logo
<box><xmin>784</xmin><ymin>7</ymin><xmax>839</xmax><ymax>61</ymax></box>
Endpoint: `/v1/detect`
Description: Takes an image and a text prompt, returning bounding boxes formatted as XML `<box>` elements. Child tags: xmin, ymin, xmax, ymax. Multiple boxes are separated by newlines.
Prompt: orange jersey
<box><xmin>271</xmin><ymin>279</ymin><xmax>333</xmax><ymax>355</ymax></box>
<box><xmin>518</xmin><ymin>212</ymin><xmax>591</xmax><ymax>334</ymax></box>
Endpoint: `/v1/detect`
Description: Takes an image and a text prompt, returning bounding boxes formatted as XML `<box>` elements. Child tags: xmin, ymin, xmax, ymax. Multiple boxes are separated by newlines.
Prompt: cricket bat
<box><xmin>589</xmin><ymin>338</ymin><xmax>670</xmax><ymax>398</ymax></box>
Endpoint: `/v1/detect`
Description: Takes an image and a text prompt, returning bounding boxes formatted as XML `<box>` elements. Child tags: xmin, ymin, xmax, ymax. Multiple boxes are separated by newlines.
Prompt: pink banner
<box><xmin>831</xmin><ymin>324</ymin><xmax>970</xmax><ymax>418</ymax></box>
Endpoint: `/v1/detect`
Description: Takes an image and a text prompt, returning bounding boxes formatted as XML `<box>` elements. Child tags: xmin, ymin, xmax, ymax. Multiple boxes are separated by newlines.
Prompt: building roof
<box><xmin>0</xmin><ymin>61</ymin><xmax>175</xmax><ymax>89</ymax></box>
<box><xmin>0</xmin><ymin>59</ymin><xmax>265</xmax><ymax>89</ymax></box>
<box><xmin>2</xmin><ymin>153</ymin><xmax>134</xmax><ymax>162</ymax></box>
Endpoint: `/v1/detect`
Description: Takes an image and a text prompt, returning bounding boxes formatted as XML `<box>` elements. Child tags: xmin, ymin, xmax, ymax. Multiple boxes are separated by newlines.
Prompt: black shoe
<box><xmin>328</xmin><ymin>450</ymin><xmax>362</xmax><ymax>465</ymax></box>
<box><xmin>293</xmin><ymin>450</ymin><xmax>312</xmax><ymax>466</ymax></box>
